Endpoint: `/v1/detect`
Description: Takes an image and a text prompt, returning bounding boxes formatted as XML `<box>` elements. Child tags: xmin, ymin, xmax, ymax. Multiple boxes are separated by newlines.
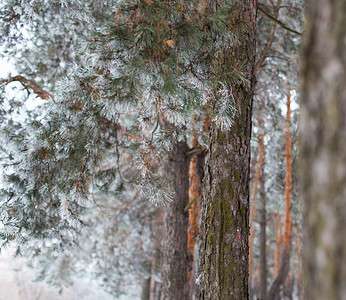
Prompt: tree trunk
<box><xmin>196</xmin><ymin>0</ymin><xmax>257</xmax><ymax>298</ymax></box>
<box><xmin>259</xmin><ymin>134</ymin><xmax>267</xmax><ymax>300</ymax></box>
<box><xmin>295</xmin><ymin>233</ymin><xmax>302</xmax><ymax>299</ymax></box>
<box><xmin>273</xmin><ymin>213</ymin><xmax>283</xmax><ymax>279</ymax></box>
<box><xmin>142</xmin><ymin>277</ymin><xmax>151</xmax><ymax>300</ymax></box>
<box><xmin>268</xmin><ymin>91</ymin><xmax>293</xmax><ymax>300</ymax></box>
<box><xmin>300</xmin><ymin>1</ymin><xmax>346</xmax><ymax>299</ymax></box>
<box><xmin>161</xmin><ymin>141</ymin><xmax>190</xmax><ymax>300</ymax></box>
<box><xmin>150</xmin><ymin>207</ymin><xmax>163</xmax><ymax>300</ymax></box>
<box><xmin>149</xmin><ymin>242</ymin><xmax>158</xmax><ymax>300</ymax></box>
<box><xmin>249</xmin><ymin>141</ymin><xmax>264</xmax><ymax>286</ymax></box>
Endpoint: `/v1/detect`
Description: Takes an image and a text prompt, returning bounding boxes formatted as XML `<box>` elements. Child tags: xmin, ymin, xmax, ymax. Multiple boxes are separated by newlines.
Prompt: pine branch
<box><xmin>0</xmin><ymin>75</ymin><xmax>54</xmax><ymax>99</ymax></box>
<box><xmin>258</xmin><ymin>4</ymin><xmax>302</xmax><ymax>36</ymax></box>
<box><xmin>187</xmin><ymin>146</ymin><xmax>204</xmax><ymax>156</ymax></box>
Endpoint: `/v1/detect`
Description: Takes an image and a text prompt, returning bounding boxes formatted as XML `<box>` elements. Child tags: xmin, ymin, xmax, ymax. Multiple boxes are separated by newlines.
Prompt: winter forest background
<box><xmin>0</xmin><ymin>1</ymin><xmax>345</xmax><ymax>300</ymax></box>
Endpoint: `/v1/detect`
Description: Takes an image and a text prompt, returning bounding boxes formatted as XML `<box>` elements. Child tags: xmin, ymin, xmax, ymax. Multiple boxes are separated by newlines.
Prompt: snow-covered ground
<box><xmin>0</xmin><ymin>246</ymin><xmax>116</xmax><ymax>300</ymax></box>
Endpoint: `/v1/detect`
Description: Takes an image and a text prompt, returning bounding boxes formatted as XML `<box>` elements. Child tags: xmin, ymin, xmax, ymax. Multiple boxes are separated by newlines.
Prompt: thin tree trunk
<box><xmin>288</xmin><ymin>233</ymin><xmax>295</xmax><ymax>283</ymax></box>
<box><xmin>284</xmin><ymin>229</ymin><xmax>296</xmax><ymax>300</ymax></box>
<box><xmin>249</xmin><ymin>141</ymin><xmax>264</xmax><ymax>285</ymax></box>
<box><xmin>283</xmin><ymin>91</ymin><xmax>293</xmax><ymax>256</ymax></box>
<box><xmin>142</xmin><ymin>277</ymin><xmax>151</xmax><ymax>300</ymax></box>
<box><xmin>268</xmin><ymin>91</ymin><xmax>293</xmax><ymax>300</ymax></box>
<box><xmin>300</xmin><ymin>1</ymin><xmax>346</xmax><ymax>299</ymax></box>
<box><xmin>150</xmin><ymin>207</ymin><xmax>163</xmax><ymax>300</ymax></box>
<box><xmin>295</xmin><ymin>233</ymin><xmax>302</xmax><ymax>299</ymax></box>
<box><xmin>249</xmin><ymin>131</ymin><xmax>266</xmax><ymax>299</ymax></box>
<box><xmin>196</xmin><ymin>0</ymin><xmax>257</xmax><ymax>298</ymax></box>
<box><xmin>149</xmin><ymin>241</ymin><xmax>158</xmax><ymax>300</ymax></box>
<box><xmin>259</xmin><ymin>132</ymin><xmax>267</xmax><ymax>300</ymax></box>
<box><xmin>161</xmin><ymin>141</ymin><xmax>190</xmax><ymax>300</ymax></box>
<box><xmin>273</xmin><ymin>212</ymin><xmax>283</xmax><ymax>278</ymax></box>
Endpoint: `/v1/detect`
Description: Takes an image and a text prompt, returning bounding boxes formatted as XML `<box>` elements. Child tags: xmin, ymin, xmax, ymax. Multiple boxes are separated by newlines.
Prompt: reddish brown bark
<box><xmin>186</xmin><ymin>137</ymin><xmax>205</xmax><ymax>299</ymax></box>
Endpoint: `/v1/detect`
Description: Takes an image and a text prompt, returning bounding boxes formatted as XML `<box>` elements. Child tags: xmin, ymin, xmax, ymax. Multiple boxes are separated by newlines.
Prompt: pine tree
<box><xmin>0</xmin><ymin>0</ymin><xmax>253</xmax><ymax>297</ymax></box>
<box><xmin>196</xmin><ymin>0</ymin><xmax>257</xmax><ymax>298</ymax></box>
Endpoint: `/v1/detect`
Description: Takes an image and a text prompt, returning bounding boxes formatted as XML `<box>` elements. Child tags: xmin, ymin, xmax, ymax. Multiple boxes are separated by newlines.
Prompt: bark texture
<box><xmin>196</xmin><ymin>1</ymin><xmax>257</xmax><ymax>298</ymax></box>
<box><xmin>161</xmin><ymin>141</ymin><xmax>190</xmax><ymax>300</ymax></box>
<box><xmin>300</xmin><ymin>1</ymin><xmax>346</xmax><ymax>299</ymax></box>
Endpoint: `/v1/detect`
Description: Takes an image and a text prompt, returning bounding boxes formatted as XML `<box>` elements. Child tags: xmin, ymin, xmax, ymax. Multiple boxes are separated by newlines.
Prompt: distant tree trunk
<box><xmin>300</xmin><ymin>1</ymin><xmax>346</xmax><ymax>299</ymax></box>
<box><xmin>196</xmin><ymin>0</ymin><xmax>257</xmax><ymax>298</ymax></box>
<box><xmin>295</xmin><ymin>233</ymin><xmax>302</xmax><ymax>298</ymax></box>
<box><xmin>141</xmin><ymin>278</ymin><xmax>151</xmax><ymax>300</ymax></box>
<box><xmin>259</xmin><ymin>131</ymin><xmax>267</xmax><ymax>300</ymax></box>
<box><xmin>149</xmin><ymin>239</ymin><xmax>159</xmax><ymax>300</ymax></box>
<box><xmin>150</xmin><ymin>207</ymin><xmax>163</xmax><ymax>300</ymax></box>
<box><xmin>273</xmin><ymin>212</ymin><xmax>283</xmax><ymax>278</ymax></box>
<box><xmin>268</xmin><ymin>91</ymin><xmax>293</xmax><ymax>300</ymax></box>
<box><xmin>161</xmin><ymin>141</ymin><xmax>190</xmax><ymax>300</ymax></box>
<box><xmin>249</xmin><ymin>113</ymin><xmax>265</xmax><ymax>300</ymax></box>
<box><xmin>284</xmin><ymin>229</ymin><xmax>296</xmax><ymax>300</ymax></box>
<box><xmin>149</xmin><ymin>261</ymin><xmax>157</xmax><ymax>300</ymax></box>
<box><xmin>249</xmin><ymin>142</ymin><xmax>264</xmax><ymax>287</ymax></box>
<box><xmin>186</xmin><ymin>137</ymin><xmax>205</xmax><ymax>299</ymax></box>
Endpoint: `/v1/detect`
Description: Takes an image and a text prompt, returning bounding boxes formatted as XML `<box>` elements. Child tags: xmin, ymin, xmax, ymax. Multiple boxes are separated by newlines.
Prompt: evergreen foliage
<box><xmin>0</xmin><ymin>0</ymin><xmax>252</xmax><ymax>296</ymax></box>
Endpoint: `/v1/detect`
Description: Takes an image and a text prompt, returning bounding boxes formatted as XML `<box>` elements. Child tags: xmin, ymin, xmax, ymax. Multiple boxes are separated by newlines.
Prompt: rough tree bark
<box><xmin>300</xmin><ymin>1</ymin><xmax>346</xmax><ymax>299</ymax></box>
<box><xmin>161</xmin><ymin>141</ymin><xmax>190</xmax><ymax>300</ymax></box>
<box><xmin>196</xmin><ymin>0</ymin><xmax>257</xmax><ymax>298</ymax></box>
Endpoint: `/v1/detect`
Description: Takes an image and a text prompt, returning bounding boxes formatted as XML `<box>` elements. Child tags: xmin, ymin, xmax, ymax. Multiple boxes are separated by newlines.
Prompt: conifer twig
<box><xmin>187</xmin><ymin>146</ymin><xmax>204</xmax><ymax>156</ymax></box>
<box><xmin>184</xmin><ymin>195</ymin><xmax>199</xmax><ymax>212</ymax></box>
